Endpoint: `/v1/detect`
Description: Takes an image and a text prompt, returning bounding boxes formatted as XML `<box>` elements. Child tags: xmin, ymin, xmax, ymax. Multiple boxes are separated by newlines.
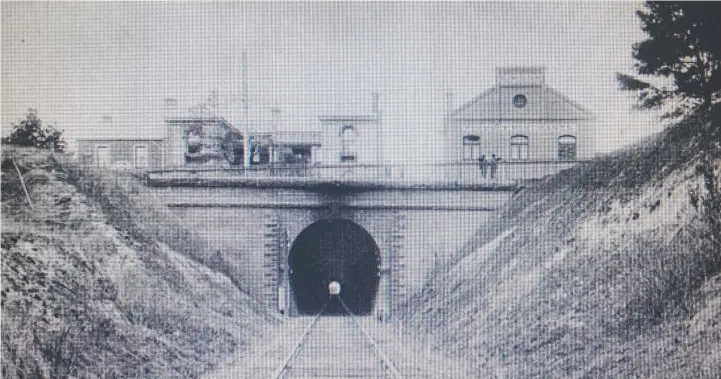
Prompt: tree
<box><xmin>617</xmin><ymin>2</ymin><xmax>721</xmax><ymax>120</ymax></box>
<box><xmin>3</xmin><ymin>109</ymin><xmax>66</xmax><ymax>152</ymax></box>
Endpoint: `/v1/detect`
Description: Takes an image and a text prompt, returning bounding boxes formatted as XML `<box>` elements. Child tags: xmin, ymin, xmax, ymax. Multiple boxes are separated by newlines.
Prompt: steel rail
<box><xmin>271</xmin><ymin>299</ymin><xmax>404</xmax><ymax>379</ymax></box>
<box><xmin>270</xmin><ymin>305</ymin><xmax>325</xmax><ymax>379</ymax></box>
<box><xmin>338</xmin><ymin>298</ymin><xmax>404</xmax><ymax>379</ymax></box>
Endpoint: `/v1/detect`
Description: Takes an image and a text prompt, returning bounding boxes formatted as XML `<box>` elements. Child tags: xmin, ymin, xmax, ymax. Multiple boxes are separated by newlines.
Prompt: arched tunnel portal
<box><xmin>288</xmin><ymin>219</ymin><xmax>380</xmax><ymax>315</ymax></box>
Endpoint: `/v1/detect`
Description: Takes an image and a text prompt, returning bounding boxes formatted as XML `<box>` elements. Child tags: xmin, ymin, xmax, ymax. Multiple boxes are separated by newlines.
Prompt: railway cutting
<box><xmin>272</xmin><ymin>290</ymin><xmax>403</xmax><ymax>379</ymax></box>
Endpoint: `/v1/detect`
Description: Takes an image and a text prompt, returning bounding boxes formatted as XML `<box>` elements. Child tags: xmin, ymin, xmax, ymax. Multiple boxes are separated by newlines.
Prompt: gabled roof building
<box><xmin>446</xmin><ymin>67</ymin><xmax>595</xmax><ymax>181</ymax></box>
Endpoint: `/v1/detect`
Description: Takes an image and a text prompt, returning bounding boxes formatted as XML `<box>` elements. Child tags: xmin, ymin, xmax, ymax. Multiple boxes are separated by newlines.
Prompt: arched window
<box><xmin>557</xmin><ymin>135</ymin><xmax>577</xmax><ymax>160</ymax></box>
<box><xmin>462</xmin><ymin>134</ymin><xmax>481</xmax><ymax>161</ymax></box>
<box><xmin>510</xmin><ymin>135</ymin><xmax>529</xmax><ymax>160</ymax></box>
<box><xmin>340</xmin><ymin>125</ymin><xmax>358</xmax><ymax>162</ymax></box>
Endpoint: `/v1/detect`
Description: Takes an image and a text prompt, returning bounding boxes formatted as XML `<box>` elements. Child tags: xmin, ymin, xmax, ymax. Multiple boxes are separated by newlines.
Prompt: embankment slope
<box><xmin>404</xmin><ymin>117</ymin><xmax>721</xmax><ymax>377</ymax></box>
<box><xmin>1</xmin><ymin>147</ymin><xmax>274</xmax><ymax>378</ymax></box>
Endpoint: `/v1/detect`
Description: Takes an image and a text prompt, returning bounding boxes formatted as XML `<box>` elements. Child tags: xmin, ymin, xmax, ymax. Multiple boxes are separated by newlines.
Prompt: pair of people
<box><xmin>477</xmin><ymin>153</ymin><xmax>498</xmax><ymax>179</ymax></box>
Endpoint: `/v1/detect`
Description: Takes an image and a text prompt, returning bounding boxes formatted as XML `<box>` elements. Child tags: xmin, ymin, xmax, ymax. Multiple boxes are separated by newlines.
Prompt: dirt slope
<box><xmin>1</xmin><ymin>147</ymin><xmax>275</xmax><ymax>378</ymax></box>
<box><xmin>403</xmin><ymin>118</ymin><xmax>721</xmax><ymax>378</ymax></box>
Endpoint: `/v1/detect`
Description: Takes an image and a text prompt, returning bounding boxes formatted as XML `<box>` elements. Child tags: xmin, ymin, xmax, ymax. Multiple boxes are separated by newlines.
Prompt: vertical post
<box><xmin>165</xmin><ymin>98</ymin><xmax>181</xmax><ymax>168</ymax></box>
<box><xmin>271</xmin><ymin>108</ymin><xmax>281</xmax><ymax>164</ymax></box>
<box><xmin>444</xmin><ymin>91</ymin><xmax>456</xmax><ymax>182</ymax></box>
<box><xmin>372</xmin><ymin>93</ymin><xmax>383</xmax><ymax>177</ymax></box>
<box><xmin>162</xmin><ymin>98</ymin><xmax>178</xmax><ymax>169</ymax></box>
<box><xmin>242</xmin><ymin>51</ymin><xmax>251</xmax><ymax>168</ymax></box>
<box><xmin>165</xmin><ymin>120</ymin><xmax>181</xmax><ymax>168</ymax></box>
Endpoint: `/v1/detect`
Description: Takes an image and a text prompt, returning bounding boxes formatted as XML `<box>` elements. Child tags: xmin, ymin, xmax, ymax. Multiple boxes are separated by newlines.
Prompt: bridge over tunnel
<box><xmin>144</xmin><ymin>176</ymin><xmax>517</xmax><ymax>320</ymax></box>
<box><xmin>289</xmin><ymin>219</ymin><xmax>380</xmax><ymax>315</ymax></box>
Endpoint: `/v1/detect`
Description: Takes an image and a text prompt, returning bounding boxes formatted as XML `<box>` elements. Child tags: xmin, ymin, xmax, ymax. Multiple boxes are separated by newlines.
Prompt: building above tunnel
<box><xmin>317</xmin><ymin>114</ymin><xmax>381</xmax><ymax>166</ymax></box>
<box><xmin>76</xmin><ymin>138</ymin><xmax>164</xmax><ymax>169</ymax></box>
<box><xmin>446</xmin><ymin>67</ymin><xmax>596</xmax><ymax>181</ymax></box>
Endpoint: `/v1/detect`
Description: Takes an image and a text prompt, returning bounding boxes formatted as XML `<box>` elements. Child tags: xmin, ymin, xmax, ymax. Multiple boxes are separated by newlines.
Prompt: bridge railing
<box><xmin>145</xmin><ymin>160</ymin><xmax>586</xmax><ymax>187</ymax></box>
<box><xmin>451</xmin><ymin>160</ymin><xmax>582</xmax><ymax>184</ymax></box>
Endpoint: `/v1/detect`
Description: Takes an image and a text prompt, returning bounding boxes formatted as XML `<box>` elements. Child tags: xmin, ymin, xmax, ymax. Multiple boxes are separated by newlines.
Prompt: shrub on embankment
<box><xmin>55</xmin><ymin>157</ymin><xmax>222</xmax><ymax>277</ymax></box>
<box><xmin>1</xmin><ymin>146</ymin><xmax>273</xmax><ymax>378</ymax></box>
<box><xmin>404</xmin><ymin>116</ymin><xmax>721</xmax><ymax>377</ymax></box>
<box><xmin>46</xmin><ymin>152</ymin><xmax>270</xmax><ymax>301</ymax></box>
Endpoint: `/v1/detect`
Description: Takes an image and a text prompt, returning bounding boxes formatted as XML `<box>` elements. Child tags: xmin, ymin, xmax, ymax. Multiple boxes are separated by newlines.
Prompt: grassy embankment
<box><xmin>403</xmin><ymin>114</ymin><xmax>721</xmax><ymax>377</ymax></box>
<box><xmin>1</xmin><ymin>146</ymin><xmax>275</xmax><ymax>378</ymax></box>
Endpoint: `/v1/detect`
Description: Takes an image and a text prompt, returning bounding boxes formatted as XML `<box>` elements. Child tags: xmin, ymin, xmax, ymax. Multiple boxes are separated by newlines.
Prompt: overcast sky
<box><xmin>2</xmin><ymin>1</ymin><xmax>661</xmax><ymax>161</ymax></box>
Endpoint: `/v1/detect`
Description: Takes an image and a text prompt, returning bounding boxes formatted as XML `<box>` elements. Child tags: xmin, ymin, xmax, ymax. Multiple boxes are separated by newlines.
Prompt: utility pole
<box><xmin>444</xmin><ymin>91</ymin><xmax>458</xmax><ymax>183</ymax></box>
<box><xmin>372</xmin><ymin>93</ymin><xmax>384</xmax><ymax>177</ymax></box>
<box><xmin>242</xmin><ymin>51</ymin><xmax>251</xmax><ymax>168</ymax></box>
<box><xmin>271</xmin><ymin>107</ymin><xmax>281</xmax><ymax>164</ymax></box>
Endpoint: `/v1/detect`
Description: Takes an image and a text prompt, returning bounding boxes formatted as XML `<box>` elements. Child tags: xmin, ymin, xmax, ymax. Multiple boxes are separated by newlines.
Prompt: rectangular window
<box><xmin>510</xmin><ymin>144</ymin><xmax>528</xmax><ymax>160</ymax></box>
<box><xmin>95</xmin><ymin>145</ymin><xmax>110</xmax><ymax>167</ymax></box>
<box><xmin>510</xmin><ymin>135</ymin><xmax>529</xmax><ymax>160</ymax></box>
<box><xmin>462</xmin><ymin>144</ymin><xmax>479</xmax><ymax>161</ymax></box>
<box><xmin>462</xmin><ymin>135</ymin><xmax>481</xmax><ymax>161</ymax></box>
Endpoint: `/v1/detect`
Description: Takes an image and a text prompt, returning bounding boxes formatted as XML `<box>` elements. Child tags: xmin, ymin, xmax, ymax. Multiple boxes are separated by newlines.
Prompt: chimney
<box><xmin>271</xmin><ymin>107</ymin><xmax>281</xmax><ymax>132</ymax></box>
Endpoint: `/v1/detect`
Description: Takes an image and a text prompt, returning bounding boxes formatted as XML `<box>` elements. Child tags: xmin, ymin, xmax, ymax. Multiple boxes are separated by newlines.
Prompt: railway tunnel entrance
<box><xmin>289</xmin><ymin>219</ymin><xmax>380</xmax><ymax>315</ymax></box>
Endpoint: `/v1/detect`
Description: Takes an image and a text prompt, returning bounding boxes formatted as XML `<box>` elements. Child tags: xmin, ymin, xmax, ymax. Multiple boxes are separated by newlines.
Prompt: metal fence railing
<box><xmin>141</xmin><ymin>160</ymin><xmax>586</xmax><ymax>187</ymax></box>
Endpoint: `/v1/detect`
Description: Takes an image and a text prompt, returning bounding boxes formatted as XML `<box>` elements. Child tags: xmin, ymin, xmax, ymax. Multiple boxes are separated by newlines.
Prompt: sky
<box><xmin>2</xmin><ymin>1</ymin><xmax>661</xmax><ymax>162</ymax></box>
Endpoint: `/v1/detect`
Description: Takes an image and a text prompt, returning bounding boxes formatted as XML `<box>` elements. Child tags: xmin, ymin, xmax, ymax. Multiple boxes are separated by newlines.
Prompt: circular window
<box><xmin>513</xmin><ymin>94</ymin><xmax>527</xmax><ymax>108</ymax></box>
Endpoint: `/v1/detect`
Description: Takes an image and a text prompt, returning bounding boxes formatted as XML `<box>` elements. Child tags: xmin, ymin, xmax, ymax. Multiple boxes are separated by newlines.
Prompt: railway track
<box><xmin>271</xmin><ymin>285</ymin><xmax>403</xmax><ymax>379</ymax></box>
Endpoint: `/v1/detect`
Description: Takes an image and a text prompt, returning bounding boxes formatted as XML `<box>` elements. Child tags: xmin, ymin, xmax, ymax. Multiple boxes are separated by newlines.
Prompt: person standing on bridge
<box><xmin>489</xmin><ymin>153</ymin><xmax>498</xmax><ymax>180</ymax></box>
<box><xmin>477</xmin><ymin>154</ymin><xmax>487</xmax><ymax>178</ymax></box>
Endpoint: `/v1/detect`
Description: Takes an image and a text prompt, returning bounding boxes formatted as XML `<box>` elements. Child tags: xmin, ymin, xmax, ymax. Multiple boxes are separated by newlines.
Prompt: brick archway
<box><xmin>288</xmin><ymin>219</ymin><xmax>380</xmax><ymax>315</ymax></box>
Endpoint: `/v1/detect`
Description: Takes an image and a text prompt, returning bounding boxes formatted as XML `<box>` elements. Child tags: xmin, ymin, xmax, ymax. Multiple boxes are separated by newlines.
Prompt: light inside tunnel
<box><xmin>289</xmin><ymin>219</ymin><xmax>380</xmax><ymax>315</ymax></box>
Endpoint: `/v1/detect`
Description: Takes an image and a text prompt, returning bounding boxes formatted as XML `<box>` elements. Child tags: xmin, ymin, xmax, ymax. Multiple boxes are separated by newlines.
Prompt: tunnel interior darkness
<box><xmin>289</xmin><ymin>219</ymin><xmax>380</xmax><ymax>315</ymax></box>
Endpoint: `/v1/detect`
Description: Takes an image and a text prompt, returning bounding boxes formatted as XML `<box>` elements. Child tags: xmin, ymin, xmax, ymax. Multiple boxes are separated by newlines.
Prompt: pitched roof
<box><xmin>451</xmin><ymin>86</ymin><xmax>592</xmax><ymax>121</ymax></box>
<box><xmin>544</xmin><ymin>87</ymin><xmax>592</xmax><ymax>120</ymax></box>
<box><xmin>451</xmin><ymin>88</ymin><xmax>500</xmax><ymax>120</ymax></box>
